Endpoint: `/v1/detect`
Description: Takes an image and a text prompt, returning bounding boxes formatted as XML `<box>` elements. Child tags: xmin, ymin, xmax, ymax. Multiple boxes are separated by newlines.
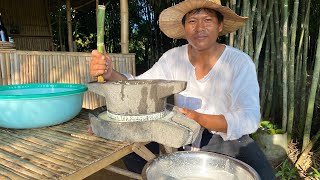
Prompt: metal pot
<box><xmin>142</xmin><ymin>151</ymin><xmax>260</xmax><ymax>180</ymax></box>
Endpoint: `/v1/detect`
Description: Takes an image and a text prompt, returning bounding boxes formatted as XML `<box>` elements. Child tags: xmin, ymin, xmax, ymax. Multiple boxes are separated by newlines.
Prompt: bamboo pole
<box><xmin>302</xmin><ymin>25</ymin><xmax>320</xmax><ymax>150</ymax></box>
<box><xmin>264</xmin><ymin>13</ymin><xmax>276</xmax><ymax>119</ymax></box>
<box><xmin>14</xmin><ymin>52</ymin><xmax>19</xmax><ymax>84</ymax></box>
<box><xmin>248</xmin><ymin>0</ymin><xmax>257</xmax><ymax>58</ymax></box>
<box><xmin>287</xmin><ymin>0</ymin><xmax>300</xmax><ymax>141</ymax></box>
<box><xmin>57</xmin><ymin>55</ymin><xmax>62</xmax><ymax>83</ymax></box>
<box><xmin>41</xmin><ymin>54</ymin><xmax>45</xmax><ymax>82</ymax></box>
<box><xmin>260</xmin><ymin>35</ymin><xmax>270</xmax><ymax>114</ymax></box>
<box><xmin>255</xmin><ymin>0</ymin><xmax>262</xmax><ymax>49</ymax></box>
<box><xmin>282</xmin><ymin>0</ymin><xmax>289</xmax><ymax>132</ymax></box>
<box><xmin>120</xmin><ymin>0</ymin><xmax>129</xmax><ymax>54</ymax></box>
<box><xmin>21</xmin><ymin>54</ymin><xmax>25</xmax><ymax>84</ymax></box>
<box><xmin>0</xmin><ymin>53</ymin><xmax>6</xmax><ymax>85</ymax></box>
<box><xmin>33</xmin><ymin>54</ymin><xmax>37</xmax><ymax>83</ymax></box>
<box><xmin>5</xmin><ymin>53</ymin><xmax>11</xmax><ymax>85</ymax></box>
<box><xmin>298</xmin><ymin>0</ymin><xmax>311</xmax><ymax>140</ymax></box>
<box><xmin>66</xmin><ymin>0</ymin><xmax>73</xmax><ymax>52</ymax></box>
<box><xmin>239</xmin><ymin>1</ymin><xmax>245</xmax><ymax>51</ymax></box>
<box><xmin>228</xmin><ymin>0</ymin><xmax>236</xmax><ymax>47</ymax></box>
<box><xmin>253</xmin><ymin>0</ymin><xmax>273</xmax><ymax>70</ymax></box>
<box><xmin>273</xmin><ymin>0</ymin><xmax>283</xmax><ymax>116</ymax></box>
<box><xmin>96</xmin><ymin>5</ymin><xmax>106</xmax><ymax>82</ymax></box>
<box><xmin>243</xmin><ymin>0</ymin><xmax>250</xmax><ymax>55</ymax></box>
<box><xmin>9</xmin><ymin>53</ymin><xmax>14</xmax><ymax>85</ymax></box>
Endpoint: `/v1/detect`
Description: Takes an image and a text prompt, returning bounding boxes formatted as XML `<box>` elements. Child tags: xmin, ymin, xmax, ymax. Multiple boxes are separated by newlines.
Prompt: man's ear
<box><xmin>219</xmin><ymin>22</ymin><xmax>223</xmax><ymax>33</ymax></box>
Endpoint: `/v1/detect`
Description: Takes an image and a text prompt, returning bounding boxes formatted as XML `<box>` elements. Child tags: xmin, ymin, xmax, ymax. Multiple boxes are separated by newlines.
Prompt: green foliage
<box><xmin>258</xmin><ymin>120</ymin><xmax>285</xmax><ymax>135</ymax></box>
<box><xmin>275</xmin><ymin>159</ymin><xmax>298</xmax><ymax>180</ymax></box>
<box><xmin>308</xmin><ymin>167</ymin><xmax>320</xmax><ymax>178</ymax></box>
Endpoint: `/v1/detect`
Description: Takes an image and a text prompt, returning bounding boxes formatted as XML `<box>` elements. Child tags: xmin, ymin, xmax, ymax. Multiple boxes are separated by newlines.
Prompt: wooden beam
<box><xmin>74</xmin><ymin>0</ymin><xmax>95</xmax><ymax>10</ymax></box>
<box><xmin>120</xmin><ymin>0</ymin><xmax>129</xmax><ymax>53</ymax></box>
<box><xmin>66</xmin><ymin>0</ymin><xmax>74</xmax><ymax>52</ymax></box>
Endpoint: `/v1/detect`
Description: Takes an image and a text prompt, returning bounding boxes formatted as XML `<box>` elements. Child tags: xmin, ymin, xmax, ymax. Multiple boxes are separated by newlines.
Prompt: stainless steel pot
<box><xmin>142</xmin><ymin>151</ymin><xmax>260</xmax><ymax>180</ymax></box>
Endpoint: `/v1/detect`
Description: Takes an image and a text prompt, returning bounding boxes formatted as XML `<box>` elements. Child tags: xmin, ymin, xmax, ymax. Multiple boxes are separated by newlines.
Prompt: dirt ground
<box><xmin>85</xmin><ymin>160</ymin><xmax>135</xmax><ymax>180</ymax></box>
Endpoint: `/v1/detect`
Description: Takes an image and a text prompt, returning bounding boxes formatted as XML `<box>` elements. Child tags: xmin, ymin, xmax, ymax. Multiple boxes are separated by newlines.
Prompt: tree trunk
<box><xmin>66</xmin><ymin>0</ymin><xmax>73</xmax><ymax>52</ymax></box>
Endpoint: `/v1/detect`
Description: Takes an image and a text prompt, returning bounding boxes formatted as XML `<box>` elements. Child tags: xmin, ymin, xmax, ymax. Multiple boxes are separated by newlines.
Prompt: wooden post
<box><xmin>120</xmin><ymin>0</ymin><xmax>129</xmax><ymax>53</ymax></box>
<box><xmin>66</xmin><ymin>0</ymin><xmax>74</xmax><ymax>52</ymax></box>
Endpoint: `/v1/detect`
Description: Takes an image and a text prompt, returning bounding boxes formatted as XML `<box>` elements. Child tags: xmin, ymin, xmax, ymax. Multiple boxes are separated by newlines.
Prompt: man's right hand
<box><xmin>90</xmin><ymin>50</ymin><xmax>113</xmax><ymax>80</ymax></box>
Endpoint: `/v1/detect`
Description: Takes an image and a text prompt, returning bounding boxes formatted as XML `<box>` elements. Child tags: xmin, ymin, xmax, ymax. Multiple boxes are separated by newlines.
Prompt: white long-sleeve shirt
<box><xmin>126</xmin><ymin>44</ymin><xmax>260</xmax><ymax>142</ymax></box>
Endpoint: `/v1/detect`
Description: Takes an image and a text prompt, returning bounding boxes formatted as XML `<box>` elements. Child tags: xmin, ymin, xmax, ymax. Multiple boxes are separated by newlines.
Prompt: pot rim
<box><xmin>141</xmin><ymin>151</ymin><xmax>261</xmax><ymax>180</ymax></box>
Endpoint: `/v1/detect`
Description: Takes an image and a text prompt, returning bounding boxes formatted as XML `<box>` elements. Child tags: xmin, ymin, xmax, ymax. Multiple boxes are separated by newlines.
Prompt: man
<box><xmin>90</xmin><ymin>0</ymin><xmax>276</xmax><ymax>179</ymax></box>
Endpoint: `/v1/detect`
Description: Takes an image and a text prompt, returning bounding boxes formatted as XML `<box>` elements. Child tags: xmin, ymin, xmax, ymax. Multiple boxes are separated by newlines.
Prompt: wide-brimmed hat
<box><xmin>159</xmin><ymin>0</ymin><xmax>248</xmax><ymax>39</ymax></box>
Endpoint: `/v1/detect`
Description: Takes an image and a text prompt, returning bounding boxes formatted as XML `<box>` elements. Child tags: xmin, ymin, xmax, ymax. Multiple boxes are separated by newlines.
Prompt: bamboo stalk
<box><xmin>273</xmin><ymin>0</ymin><xmax>283</xmax><ymax>107</ymax></box>
<box><xmin>302</xmin><ymin>25</ymin><xmax>320</xmax><ymax>150</ymax></box>
<box><xmin>298</xmin><ymin>0</ymin><xmax>311</xmax><ymax>140</ymax></box>
<box><xmin>62</xmin><ymin>55</ymin><xmax>67</xmax><ymax>83</ymax></box>
<box><xmin>0</xmin><ymin>53</ymin><xmax>5</xmax><ymax>85</ymax></box>
<box><xmin>253</xmin><ymin>0</ymin><xmax>273</xmax><ymax>70</ymax></box>
<box><xmin>282</xmin><ymin>0</ymin><xmax>289</xmax><ymax>131</ymax></box>
<box><xmin>36</xmin><ymin>55</ymin><xmax>40</xmax><ymax>83</ymax></box>
<box><xmin>44</xmin><ymin>54</ymin><xmax>48</xmax><ymax>82</ymax></box>
<box><xmin>21</xmin><ymin>54</ymin><xmax>26</xmax><ymax>84</ymax></box>
<box><xmin>264</xmin><ymin>13</ymin><xmax>276</xmax><ymax>119</ymax></box>
<box><xmin>243</xmin><ymin>0</ymin><xmax>250</xmax><ymax>54</ymax></box>
<box><xmin>32</xmin><ymin>55</ymin><xmax>36</xmax><ymax>83</ymax></box>
<box><xmin>9</xmin><ymin>53</ymin><xmax>14</xmax><ymax>84</ymax></box>
<box><xmin>5</xmin><ymin>53</ymin><xmax>11</xmax><ymax>85</ymax></box>
<box><xmin>287</xmin><ymin>0</ymin><xmax>300</xmax><ymax>141</ymax></box>
<box><xmin>228</xmin><ymin>0</ymin><xmax>237</xmax><ymax>46</ymax></box>
<box><xmin>57</xmin><ymin>55</ymin><xmax>62</xmax><ymax>83</ymax></box>
<box><xmin>96</xmin><ymin>5</ymin><xmax>106</xmax><ymax>82</ymax></box>
<box><xmin>239</xmin><ymin>1</ymin><xmax>245</xmax><ymax>51</ymax></box>
<box><xmin>260</xmin><ymin>34</ymin><xmax>270</xmax><ymax>114</ymax></box>
<box><xmin>11</xmin><ymin>53</ymin><xmax>21</xmax><ymax>84</ymax></box>
<box><xmin>40</xmin><ymin>55</ymin><xmax>44</xmax><ymax>83</ymax></box>
<box><xmin>0</xmin><ymin>55</ymin><xmax>2</xmax><ymax>86</ymax></box>
<box><xmin>27</xmin><ymin>55</ymin><xmax>31</xmax><ymax>83</ymax></box>
<box><xmin>255</xmin><ymin>0</ymin><xmax>262</xmax><ymax>49</ymax></box>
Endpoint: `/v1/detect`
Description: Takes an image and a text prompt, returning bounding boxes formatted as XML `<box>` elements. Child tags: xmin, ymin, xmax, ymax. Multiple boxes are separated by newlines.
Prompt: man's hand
<box><xmin>178</xmin><ymin>108</ymin><xmax>199</xmax><ymax>121</ymax></box>
<box><xmin>90</xmin><ymin>49</ymin><xmax>113</xmax><ymax>80</ymax></box>
<box><xmin>178</xmin><ymin>107</ymin><xmax>227</xmax><ymax>133</ymax></box>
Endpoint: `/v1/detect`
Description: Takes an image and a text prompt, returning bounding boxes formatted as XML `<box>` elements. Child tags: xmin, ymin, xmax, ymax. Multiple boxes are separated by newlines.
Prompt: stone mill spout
<box><xmin>86</xmin><ymin>82</ymin><xmax>109</xmax><ymax>98</ymax></box>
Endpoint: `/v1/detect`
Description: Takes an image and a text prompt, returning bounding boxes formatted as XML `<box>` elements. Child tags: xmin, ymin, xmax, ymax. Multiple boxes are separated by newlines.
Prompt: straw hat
<box><xmin>159</xmin><ymin>0</ymin><xmax>248</xmax><ymax>39</ymax></box>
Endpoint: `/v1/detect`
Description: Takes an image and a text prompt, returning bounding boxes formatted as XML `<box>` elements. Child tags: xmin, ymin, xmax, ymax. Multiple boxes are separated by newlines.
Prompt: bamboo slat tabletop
<box><xmin>0</xmin><ymin>109</ymin><xmax>137</xmax><ymax>180</ymax></box>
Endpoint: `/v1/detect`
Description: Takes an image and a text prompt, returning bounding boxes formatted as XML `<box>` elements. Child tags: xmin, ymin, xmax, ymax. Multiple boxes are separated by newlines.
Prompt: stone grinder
<box><xmin>87</xmin><ymin>80</ymin><xmax>201</xmax><ymax>148</ymax></box>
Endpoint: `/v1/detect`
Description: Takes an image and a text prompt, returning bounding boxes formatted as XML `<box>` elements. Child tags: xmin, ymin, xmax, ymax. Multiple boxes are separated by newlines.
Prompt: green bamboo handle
<box><xmin>97</xmin><ymin>5</ymin><xmax>106</xmax><ymax>82</ymax></box>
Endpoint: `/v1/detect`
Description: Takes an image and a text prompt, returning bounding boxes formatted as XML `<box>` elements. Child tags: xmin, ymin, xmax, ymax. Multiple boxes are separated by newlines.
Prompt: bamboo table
<box><xmin>0</xmin><ymin>110</ymin><xmax>156</xmax><ymax>180</ymax></box>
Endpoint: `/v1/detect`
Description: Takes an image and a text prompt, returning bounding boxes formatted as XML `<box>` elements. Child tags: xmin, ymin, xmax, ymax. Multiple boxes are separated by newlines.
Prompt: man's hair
<box><xmin>182</xmin><ymin>8</ymin><xmax>224</xmax><ymax>25</ymax></box>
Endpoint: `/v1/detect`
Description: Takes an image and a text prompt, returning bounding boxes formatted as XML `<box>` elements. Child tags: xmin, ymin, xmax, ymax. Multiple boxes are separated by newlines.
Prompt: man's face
<box><xmin>184</xmin><ymin>10</ymin><xmax>223</xmax><ymax>51</ymax></box>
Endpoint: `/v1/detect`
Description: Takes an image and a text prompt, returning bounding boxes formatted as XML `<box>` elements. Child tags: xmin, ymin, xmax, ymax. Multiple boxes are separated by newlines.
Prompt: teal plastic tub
<box><xmin>0</xmin><ymin>83</ymin><xmax>88</xmax><ymax>129</ymax></box>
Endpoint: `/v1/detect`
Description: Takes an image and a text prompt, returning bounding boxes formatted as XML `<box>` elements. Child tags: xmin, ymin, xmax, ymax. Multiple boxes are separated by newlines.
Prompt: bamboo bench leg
<box><xmin>132</xmin><ymin>143</ymin><xmax>156</xmax><ymax>161</ymax></box>
<box><xmin>163</xmin><ymin>145</ymin><xmax>178</xmax><ymax>154</ymax></box>
<box><xmin>104</xmin><ymin>165</ymin><xmax>142</xmax><ymax>180</ymax></box>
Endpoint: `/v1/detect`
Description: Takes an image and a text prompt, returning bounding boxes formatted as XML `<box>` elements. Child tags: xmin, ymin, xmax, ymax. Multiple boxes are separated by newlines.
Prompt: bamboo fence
<box><xmin>0</xmin><ymin>50</ymin><xmax>136</xmax><ymax>109</ymax></box>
